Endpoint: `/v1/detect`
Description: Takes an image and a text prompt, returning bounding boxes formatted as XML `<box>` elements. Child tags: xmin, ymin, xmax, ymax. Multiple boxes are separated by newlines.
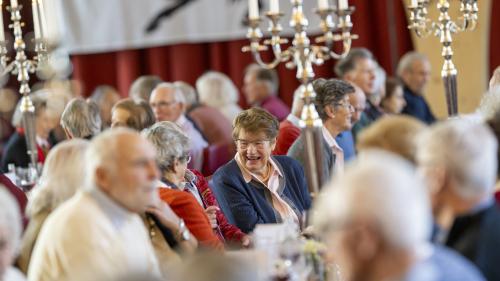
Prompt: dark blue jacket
<box><xmin>402</xmin><ymin>86</ymin><xmax>436</xmax><ymax>124</ymax></box>
<box><xmin>445</xmin><ymin>202</ymin><xmax>500</xmax><ymax>281</ymax></box>
<box><xmin>209</xmin><ymin>155</ymin><xmax>311</xmax><ymax>233</ymax></box>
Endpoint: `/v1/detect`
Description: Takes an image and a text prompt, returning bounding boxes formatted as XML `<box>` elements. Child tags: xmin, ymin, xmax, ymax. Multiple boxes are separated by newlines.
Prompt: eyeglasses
<box><xmin>235</xmin><ymin>139</ymin><xmax>270</xmax><ymax>149</ymax></box>
<box><xmin>150</xmin><ymin>101</ymin><xmax>178</xmax><ymax>108</ymax></box>
<box><xmin>334</xmin><ymin>101</ymin><xmax>354</xmax><ymax>111</ymax></box>
<box><xmin>179</xmin><ymin>154</ymin><xmax>191</xmax><ymax>164</ymax></box>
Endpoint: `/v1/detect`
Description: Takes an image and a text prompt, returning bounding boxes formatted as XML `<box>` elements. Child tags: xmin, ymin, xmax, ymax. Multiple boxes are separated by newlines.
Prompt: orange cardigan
<box><xmin>158</xmin><ymin>188</ymin><xmax>223</xmax><ymax>250</ymax></box>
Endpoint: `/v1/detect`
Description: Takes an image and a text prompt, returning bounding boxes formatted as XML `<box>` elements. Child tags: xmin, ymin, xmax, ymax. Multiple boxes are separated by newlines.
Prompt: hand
<box><xmin>241</xmin><ymin>235</ymin><xmax>252</xmax><ymax>248</ymax></box>
<box><xmin>146</xmin><ymin>201</ymin><xmax>181</xmax><ymax>230</ymax></box>
<box><xmin>204</xmin><ymin>206</ymin><xmax>219</xmax><ymax>229</ymax></box>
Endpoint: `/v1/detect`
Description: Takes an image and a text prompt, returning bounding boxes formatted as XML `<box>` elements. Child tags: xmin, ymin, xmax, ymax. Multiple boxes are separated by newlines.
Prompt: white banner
<box><xmin>56</xmin><ymin>0</ymin><xmax>324</xmax><ymax>54</ymax></box>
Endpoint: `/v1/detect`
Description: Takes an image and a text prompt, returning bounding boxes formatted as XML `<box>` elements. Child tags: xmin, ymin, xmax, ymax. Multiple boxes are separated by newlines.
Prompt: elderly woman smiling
<box><xmin>144</xmin><ymin>122</ymin><xmax>248</xmax><ymax>248</ymax></box>
<box><xmin>211</xmin><ymin>108</ymin><xmax>311</xmax><ymax>233</ymax></box>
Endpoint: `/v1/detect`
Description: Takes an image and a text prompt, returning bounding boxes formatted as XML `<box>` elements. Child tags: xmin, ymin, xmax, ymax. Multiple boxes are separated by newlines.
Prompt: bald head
<box><xmin>348</xmin><ymin>84</ymin><xmax>366</xmax><ymax>124</ymax></box>
<box><xmin>86</xmin><ymin>128</ymin><xmax>159</xmax><ymax>213</ymax></box>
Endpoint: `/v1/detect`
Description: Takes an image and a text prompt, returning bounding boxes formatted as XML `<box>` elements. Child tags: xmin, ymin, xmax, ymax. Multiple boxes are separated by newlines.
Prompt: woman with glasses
<box><xmin>211</xmin><ymin>108</ymin><xmax>311</xmax><ymax>234</ymax></box>
<box><xmin>288</xmin><ymin>78</ymin><xmax>355</xmax><ymax>180</ymax></box>
<box><xmin>143</xmin><ymin>121</ymin><xmax>249</xmax><ymax>249</ymax></box>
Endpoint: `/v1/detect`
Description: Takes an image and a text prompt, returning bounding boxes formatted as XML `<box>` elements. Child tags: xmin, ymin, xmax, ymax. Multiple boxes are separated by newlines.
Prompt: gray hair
<box><xmin>142</xmin><ymin>121</ymin><xmax>190</xmax><ymax>172</ymax></box>
<box><xmin>476</xmin><ymin>86</ymin><xmax>500</xmax><ymax>121</ymax></box>
<box><xmin>313</xmin><ymin>150</ymin><xmax>432</xmax><ymax>250</ymax></box>
<box><xmin>60</xmin><ymin>98</ymin><xmax>102</xmax><ymax>138</ymax></box>
<box><xmin>0</xmin><ymin>187</ymin><xmax>22</xmax><ymax>255</ymax></box>
<box><xmin>196</xmin><ymin>71</ymin><xmax>240</xmax><ymax>106</ymax></box>
<box><xmin>417</xmin><ymin>119</ymin><xmax>498</xmax><ymax>199</ymax></box>
<box><xmin>28</xmin><ymin>139</ymin><xmax>89</xmax><ymax>217</ymax></box>
<box><xmin>85</xmin><ymin>128</ymin><xmax>137</xmax><ymax>189</ymax></box>
<box><xmin>334</xmin><ymin>48</ymin><xmax>374</xmax><ymax>78</ymax></box>
<box><xmin>244</xmin><ymin>64</ymin><xmax>279</xmax><ymax>94</ymax></box>
<box><xmin>396</xmin><ymin>51</ymin><xmax>429</xmax><ymax>77</ymax></box>
<box><xmin>151</xmin><ymin>82</ymin><xmax>186</xmax><ymax>104</ymax></box>
<box><xmin>313</xmin><ymin>78</ymin><xmax>355</xmax><ymax>121</ymax></box>
<box><xmin>90</xmin><ymin>85</ymin><xmax>119</xmax><ymax>104</ymax></box>
<box><xmin>174</xmin><ymin>81</ymin><xmax>198</xmax><ymax>108</ymax></box>
<box><xmin>129</xmin><ymin>75</ymin><xmax>163</xmax><ymax>102</ymax></box>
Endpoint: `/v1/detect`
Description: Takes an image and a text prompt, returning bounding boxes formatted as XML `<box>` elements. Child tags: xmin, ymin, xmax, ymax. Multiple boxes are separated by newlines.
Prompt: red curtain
<box><xmin>490</xmin><ymin>0</ymin><xmax>500</xmax><ymax>77</ymax></box>
<box><xmin>70</xmin><ymin>0</ymin><xmax>414</xmax><ymax>107</ymax></box>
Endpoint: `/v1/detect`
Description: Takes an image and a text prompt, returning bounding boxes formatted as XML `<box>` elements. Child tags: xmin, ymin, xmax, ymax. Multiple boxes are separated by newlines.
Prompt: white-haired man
<box><xmin>149</xmin><ymin>83</ymin><xmax>207</xmax><ymax>171</ymax></box>
<box><xmin>417</xmin><ymin>119</ymin><xmax>500</xmax><ymax>281</ymax></box>
<box><xmin>397</xmin><ymin>51</ymin><xmax>435</xmax><ymax>124</ymax></box>
<box><xmin>60</xmin><ymin>98</ymin><xmax>102</xmax><ymax>139</ymax></box>
<box><xmin>313</xmin><ymin>151</ymin><xmax>485</xmax><ymax>281</ymax></box>
<box><xmin>28</xmin><ymin>129</ymin><xmax>161</xmax><ymax>281</ymax></box>
<box><xmin>335</xmin><ymin>48</ymin><xmax>384</xmax><ymax>137</ymax></box>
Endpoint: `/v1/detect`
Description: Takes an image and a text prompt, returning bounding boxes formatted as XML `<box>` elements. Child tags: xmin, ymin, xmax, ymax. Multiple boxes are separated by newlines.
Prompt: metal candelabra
<box><xmin>407</xmin><ymin>0</ymin><xmax>478</xmax><ymax>116</ymax></box>
<box><xmin>242</xmin><ymin>0</ymin><xmax>357</xmax><ymax>196</ymax></box>
<box><xmin>1</xmin><ymin>0</ymin><xmax>51</xmax><ymax>182</ymax></box>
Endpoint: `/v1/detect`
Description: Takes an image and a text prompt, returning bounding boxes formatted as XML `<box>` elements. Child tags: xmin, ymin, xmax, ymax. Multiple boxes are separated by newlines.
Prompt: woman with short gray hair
<box><xmin>60</xmin><ymin>98</ymin><xmax>102</xmax><ymax>139</ymax></box>
<box><xmin>143</xmin><ymin>121</ymin><xmax>248</xmax><ymax>247</ymax></box>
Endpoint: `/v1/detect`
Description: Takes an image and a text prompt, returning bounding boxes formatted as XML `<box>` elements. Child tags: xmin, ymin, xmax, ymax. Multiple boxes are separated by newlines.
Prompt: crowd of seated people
<box><xmin>1</xmin><ymin>51</ymin><xmax>500</xmax><ymax>281</ymax></box>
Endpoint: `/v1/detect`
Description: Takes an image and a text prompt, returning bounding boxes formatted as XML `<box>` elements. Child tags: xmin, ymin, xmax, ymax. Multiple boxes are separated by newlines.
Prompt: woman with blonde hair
<box><xmin>356</xmin><ymin>115</ymin><xmax>426</xmax><ymax>164</ymax></box>
<box><xmin>196</xmin><ymin>71</ymin><xmax>242</xmax><ymax>123</ymax></box>
<box><xmin>17</xmin><ymin>139</ymin><xmax>89</xmax><ymax>273</ymax></box>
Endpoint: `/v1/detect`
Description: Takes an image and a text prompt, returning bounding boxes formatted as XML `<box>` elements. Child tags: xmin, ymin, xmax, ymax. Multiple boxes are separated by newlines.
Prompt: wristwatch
<box><xmin>177</xmin><ymin>219</ymin><xmax>190</xmax><ymax>241</ymax></box>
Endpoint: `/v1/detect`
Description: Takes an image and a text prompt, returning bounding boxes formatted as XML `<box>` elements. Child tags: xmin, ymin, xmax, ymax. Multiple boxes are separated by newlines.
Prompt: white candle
<box><xmin>270</xmin><ymin>0</ymin><xmax>279</xmax><ymax>14</ymax></box>
<box><xmin>37</xmin><ymin>0</ymin><xmax>48</xmax><ymax>39</ymax></box>
<box><xmin>318</xmin><ymin>0</ymin><xmax>329</xmax><ymax>10</ymax></box>
<box><xmin>32</xmin><ymin>0</ymin><xmax>40</xmax><ymax>39</ymax></box>
<box><xmin>248</xmin><ymin>0</ymin><xmax>259</xmax><ymax>19</ymax></box>
<box><xmin>0</xmin><ymin>1</ymin><xmax>4</xmax><ymax>41</ymax></box>
<box><xmin>411</xmin><ymin>0</ymin><xmax>418</xmax><ymax>7</ymax></box>
<box><xmin>10</xmin><ymin>0</ymin><xmax>18</xmax><ymax>8</ymax></box>
<box><xmin>338</xmin><ymin>0</ymin><xmax>348</xmax><ymax>10</ymax></box>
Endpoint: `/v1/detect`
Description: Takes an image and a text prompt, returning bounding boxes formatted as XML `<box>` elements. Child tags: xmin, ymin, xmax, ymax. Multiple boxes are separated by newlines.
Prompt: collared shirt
<box><xmin>322</xmin><ymin>126</ymin><xmax>344</xmax><ymax>173</ymax></box>
<box><xmin>157</xmin><ymin>175</ymin><xmax>205</xmax><ymax>208</ymax></box>
<box><xmin>286</xmin><ymin>114</ymin><xmax>301</xmax><ymax>128</ymax></box>
<box><xmin>175</xmin><ymin>114</ymin><xmax>208</xmax><ymax>171</ymax></box>
<box><xmin>88</xmin><ymin>187</ymin><xmax>133</xmax><ymax>230</ymax></box>
<box><xmin>234</xmin><ymin>154</ymin><xmax>299</xmax><ymax>225</ymax></box>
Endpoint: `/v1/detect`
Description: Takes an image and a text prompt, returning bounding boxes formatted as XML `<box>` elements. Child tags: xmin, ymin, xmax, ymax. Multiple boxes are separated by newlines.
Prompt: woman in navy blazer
<box><xmin>211</xmin><ymin>108</ymin><xmax>311</xmax><ymax>234</ymax></box>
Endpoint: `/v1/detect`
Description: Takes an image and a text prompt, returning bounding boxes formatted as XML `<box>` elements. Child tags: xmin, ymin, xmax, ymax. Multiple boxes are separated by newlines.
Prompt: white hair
<box><xmin>142</xmin><ymin>121</ymin><xmax>190</xmax><ymax>172</ymax></box>
<box><xmin>417</xmin><ymin>119</ymin><xmax>497</xmax><ymax>199</ymax></box>
<box><xmin>27</xmin><ymin>139</ymin><xmax>89</xmax><ymax>217</ymax></box>
<box><xmin>60</xmin><ymin>98</ymin><xmax>102</xmax><ymax>138</ymax></box>
<box><xmin>313</xmin><ymin>150</ymin><xmax>432</xmax><ymax>250</ymax></box>
<box><xmin>174</xmin><ymin>81</ymin><xmax>197</xmax><ymax>108</ymax></box>
<box><xmin>0</xmin><ymin>187</ymin><xmax>22</xmax><ymax>255</ymax></box>
<box><xmin>476</xmin><ymin>86</ymin><xmax>500</xmax><ymax>121</ymax></box>
<box><xmin>85</xmin><ymin>128</ymin><xmax>137</xmax><ymax>189</ymax></box>
<box><xmin>196</xmin><ymin>71</ymin><xmax>239</xmax><ymax>107</ymax></box>
<box><xmin>151</xmin><ymin>82</ymin><xmax>186</xmax><ymax>104</ymax></box>
<box><xmin>396</xmin><ymin>52</ymin><xmax>429</xmax><ymax>77</ymax></box>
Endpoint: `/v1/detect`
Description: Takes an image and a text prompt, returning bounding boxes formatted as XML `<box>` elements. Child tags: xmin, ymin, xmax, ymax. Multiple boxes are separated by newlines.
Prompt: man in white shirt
<box><xmin>28</xmin><ymin>128</ymin><xmax>161</xmax><ymax>281</ymax></box>
<box><xmin>150</xmin><ymin>83</ymin><xmax>208</xmax><ymax>171</ymax></box>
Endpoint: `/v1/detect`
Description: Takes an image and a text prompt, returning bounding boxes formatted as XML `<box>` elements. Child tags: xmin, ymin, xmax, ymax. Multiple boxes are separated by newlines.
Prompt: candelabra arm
<box><xmin>242</xmin><ymin>17</ymin><xmax>287</xmax><ymax>70</ymax></box>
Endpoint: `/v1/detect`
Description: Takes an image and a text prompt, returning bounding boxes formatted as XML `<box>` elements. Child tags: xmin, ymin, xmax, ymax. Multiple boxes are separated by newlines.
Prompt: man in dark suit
<box><xmin>417</xmin><ymin>119</ymin><xmax>499</xmax><ymax>281</ymax></box>
<box><xmin>397</xmin><ymin>52</ymin><xmax>436</xmax><ymax>124</ymax></box>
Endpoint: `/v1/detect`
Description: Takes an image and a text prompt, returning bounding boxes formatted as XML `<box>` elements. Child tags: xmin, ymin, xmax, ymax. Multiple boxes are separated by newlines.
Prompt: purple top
<box><xmin>260</xmin><ymin>96</ymin><xmax>290</xmax><ymax>122</ymax></box>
